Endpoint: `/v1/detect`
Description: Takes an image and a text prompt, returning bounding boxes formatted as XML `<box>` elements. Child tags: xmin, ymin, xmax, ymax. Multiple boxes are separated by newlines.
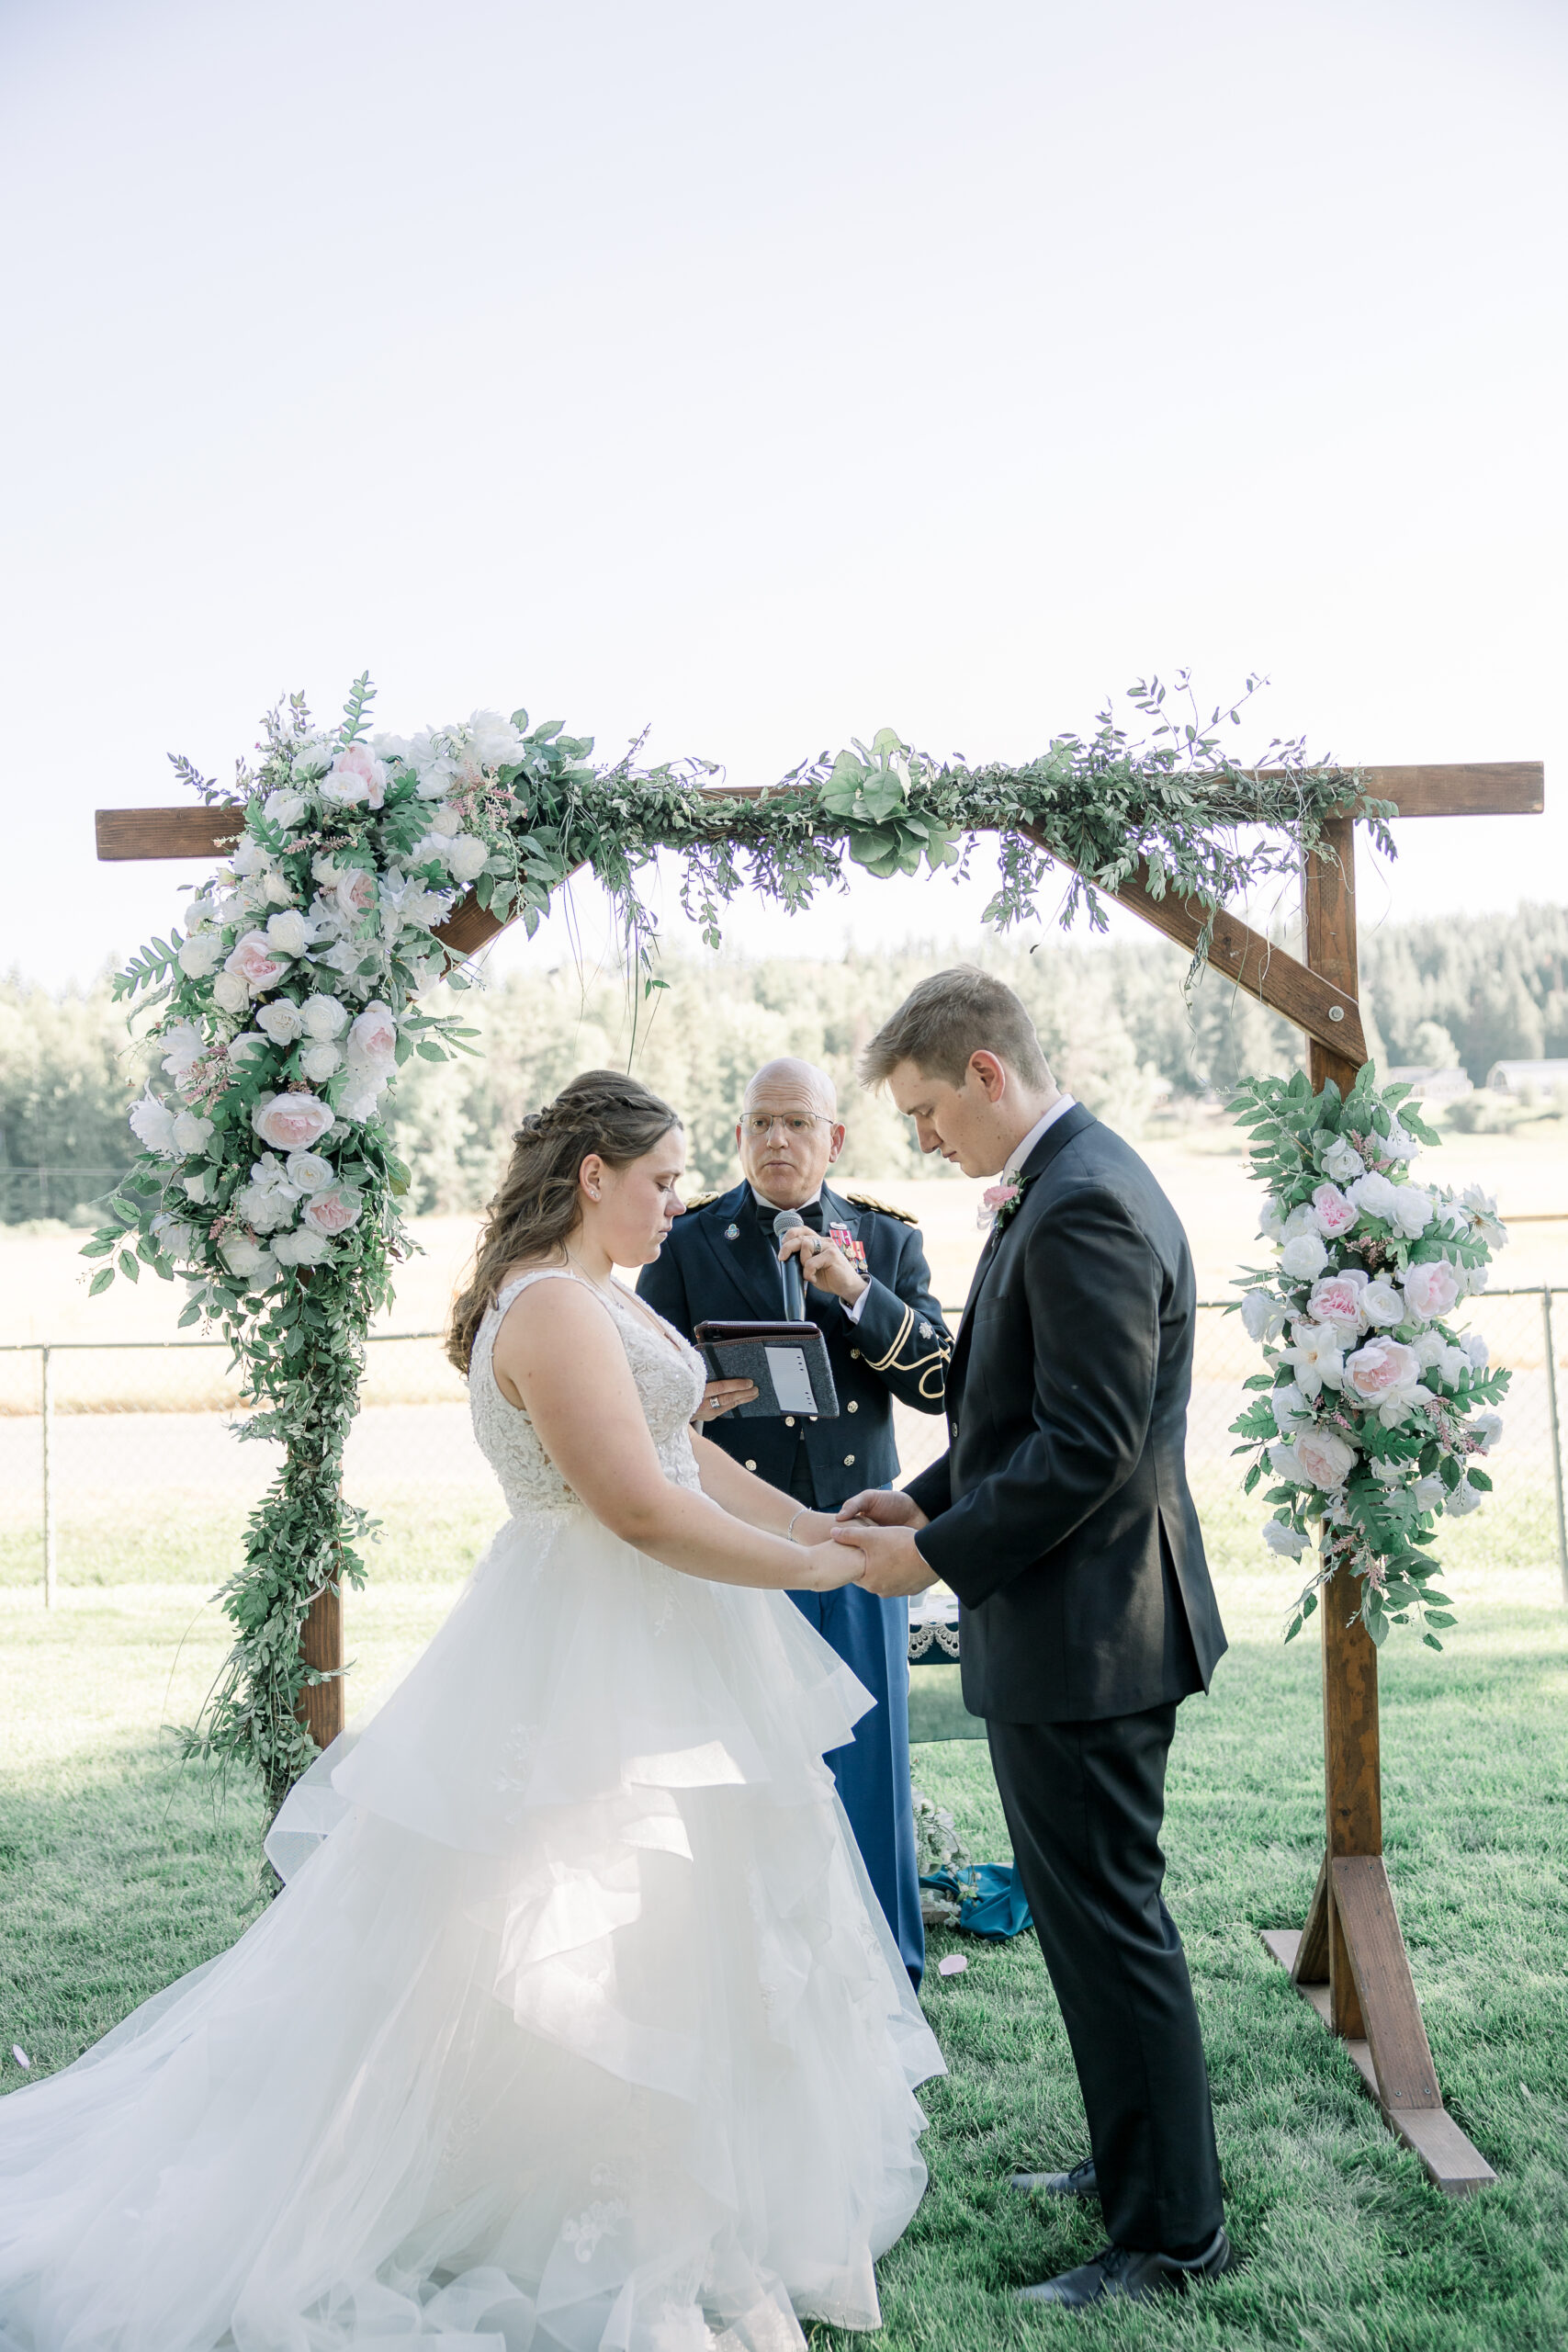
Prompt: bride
<box><xmin>0</xmin><ymin>1070</ymin><xmax>943</xmax><ymax>2352</ymax></box>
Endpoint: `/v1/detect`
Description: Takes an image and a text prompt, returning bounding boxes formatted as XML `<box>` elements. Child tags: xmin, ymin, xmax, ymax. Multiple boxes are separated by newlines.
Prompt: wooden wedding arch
<box><xmin>99</xmin><ymin>758</ymin><xmax>1544</xmax><ymax>2195</ymax></box>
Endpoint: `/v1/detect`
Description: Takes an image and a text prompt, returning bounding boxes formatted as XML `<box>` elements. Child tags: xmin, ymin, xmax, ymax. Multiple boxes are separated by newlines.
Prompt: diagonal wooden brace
<box><xmin>1329</xmin><ymin>1856</ymin><xmax>1441</xmax><ymax>2111</ymax></box>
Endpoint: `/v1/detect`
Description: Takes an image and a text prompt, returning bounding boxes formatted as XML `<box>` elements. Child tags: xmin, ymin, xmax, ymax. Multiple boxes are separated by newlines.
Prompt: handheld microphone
<box><xmin>773</xmin><ymin>1208</ymin><xmax>807</xmax><ymax>1321</ymax></box>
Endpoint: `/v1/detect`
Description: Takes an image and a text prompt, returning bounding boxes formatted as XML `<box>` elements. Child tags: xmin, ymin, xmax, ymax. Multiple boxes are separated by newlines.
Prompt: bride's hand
<box><xmin>796</xmin><ymin>1536</ymin><xmax>865</xmax><ymax>1591</ymax></box>
<box><xmin>693</xmin><ymin>1376</ymin><xmax>759</xmax><ymax>1425</ymax></box>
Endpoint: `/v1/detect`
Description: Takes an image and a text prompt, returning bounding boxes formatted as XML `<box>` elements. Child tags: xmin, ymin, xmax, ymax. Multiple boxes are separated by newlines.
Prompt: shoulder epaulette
<box><xmin>683</xmin><ymin>1191</ymin><xmax>721</xmax><ymax>1211</ymax></box>
<box><xmin>841</xmin><ymin>1191</ymin><xmax>918</xmax><ymax>1225</ymax></box>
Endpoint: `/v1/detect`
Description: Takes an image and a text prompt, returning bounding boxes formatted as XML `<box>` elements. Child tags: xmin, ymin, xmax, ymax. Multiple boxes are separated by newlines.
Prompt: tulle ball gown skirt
<box><xmin>0</xmin><ymin>1503</ymin><xmax>942</xmax><ymax>2352</ymax></box>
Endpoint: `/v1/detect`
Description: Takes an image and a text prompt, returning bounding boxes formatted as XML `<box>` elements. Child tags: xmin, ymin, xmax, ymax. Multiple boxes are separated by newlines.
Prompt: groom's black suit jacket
<box><xmin>908</xmin><ymin>1104</ymin><xmax>1226</xmax><ymax>1724</ymax></box>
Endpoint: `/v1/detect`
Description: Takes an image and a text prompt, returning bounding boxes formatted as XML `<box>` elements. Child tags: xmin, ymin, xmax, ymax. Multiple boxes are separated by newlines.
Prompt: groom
<box><xmin>836</xmin><ymin>967</ymin><xmax>1232</xmax><ymax>2308</ymax></box>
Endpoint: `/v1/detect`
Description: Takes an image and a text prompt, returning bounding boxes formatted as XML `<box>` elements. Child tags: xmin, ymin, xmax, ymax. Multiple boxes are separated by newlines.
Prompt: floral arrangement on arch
<box><xmin>83</xmin><ymin>681</ymin><xmax>572</xmax><ymax>1804</ymax></box>
<box><xmin>1228</xmin><ymin>1067</ymin><xmax>1509</xmax><ymax>1650</ymax></box>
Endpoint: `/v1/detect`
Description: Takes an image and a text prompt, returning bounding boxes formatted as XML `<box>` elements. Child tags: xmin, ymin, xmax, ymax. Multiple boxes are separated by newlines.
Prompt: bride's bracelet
<box><xmin>785</xmin><ymin>1507</ymin><xmax>810</xmax><ymax>1544</ymax></box>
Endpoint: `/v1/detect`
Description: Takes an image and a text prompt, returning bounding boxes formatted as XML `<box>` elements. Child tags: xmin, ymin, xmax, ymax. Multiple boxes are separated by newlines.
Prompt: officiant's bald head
<box><xmin>738</xmin><ymin>1057</ymin><xmax>846</xmax><ymax>1208</ymax></box>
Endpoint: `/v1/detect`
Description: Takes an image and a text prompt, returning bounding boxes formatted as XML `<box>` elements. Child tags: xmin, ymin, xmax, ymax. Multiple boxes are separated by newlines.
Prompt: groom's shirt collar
<box><xmin>1004</xmin><ymin>1095</ymin><xmax>1077</xmax><ymax>1182</ymax></box>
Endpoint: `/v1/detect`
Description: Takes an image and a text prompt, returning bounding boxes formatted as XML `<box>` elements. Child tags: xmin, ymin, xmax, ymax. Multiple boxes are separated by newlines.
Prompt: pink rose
<box><xmin>1342</xmin><ymin>1336</ymin><xmax>1421</xmax><ymax>1404</ymax></box>
<box><xmin>1312</xmin><ymin>1182</ymin><xmax>1359</xmax><ymax>1238</ymax></box>
<box><xmin>224</xmin><ymin>929</ymin><xmax>292</xmax><ymax>995</ymax></box>
<box><xmin>1306</xmin><ymin>1270</ymin><xmax>1369</xmax><ymax>1329</ymax></box>
<box><xmin>321</xmin><ymin>742</ymin><xmax>388</xmax><ymax>809</ymax></box>
<box><xmin>301</xmin><ymin>1184</ymin><xmax>362</xmax><ymax>1236</ymax></box>
<box><xmin>1293</xmin><ymin>1426</ymin><xmax>1358</xmax><ymax>1490</ymax></box>
<box><xmin>346</xmin><ymin>1002</ymin><xmax>398</xmax><ymax>1069</ymax></box>
<box><xmin>252</xmin><ymin>1091</ymin><xmax>335</xmax><ymax>1152</ymax></box>
<box><xmin>1402</xmin><ymin>1260</ymin><xmax>1461</xmax><ymax>1322</ymax></box>
<box><xmin>977</xmin><ymin>1180</ymin><xmax>1019</xmax><ymax>1230</ymax></box>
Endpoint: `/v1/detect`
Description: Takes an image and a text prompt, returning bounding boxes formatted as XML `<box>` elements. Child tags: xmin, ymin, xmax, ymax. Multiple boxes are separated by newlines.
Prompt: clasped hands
<box><xmin>831</xmin><ymin>1487</ymin><xmax>935</xmax><ymax>1598</ymax></box>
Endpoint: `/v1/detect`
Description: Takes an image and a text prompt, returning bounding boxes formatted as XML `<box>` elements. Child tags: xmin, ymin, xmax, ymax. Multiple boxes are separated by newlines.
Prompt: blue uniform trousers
<box><xmin>787</xmin><ymin>1582</ymin><xmax>925</xmax><ymax>1988</ymax></box>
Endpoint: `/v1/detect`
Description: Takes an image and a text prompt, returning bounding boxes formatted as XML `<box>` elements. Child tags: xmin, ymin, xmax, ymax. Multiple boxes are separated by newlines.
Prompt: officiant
<box><xmin>638</xmin><ymin>1056</ymin><xmax>952</xmax><ymax>1987</ymax></box>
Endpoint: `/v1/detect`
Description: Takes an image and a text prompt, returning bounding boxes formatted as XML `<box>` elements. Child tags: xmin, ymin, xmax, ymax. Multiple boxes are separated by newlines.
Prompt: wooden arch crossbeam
<box><xmin>97</xmin><ymin>756</ymin><xmax>1544</xmax><ymax>2196</ymax></box>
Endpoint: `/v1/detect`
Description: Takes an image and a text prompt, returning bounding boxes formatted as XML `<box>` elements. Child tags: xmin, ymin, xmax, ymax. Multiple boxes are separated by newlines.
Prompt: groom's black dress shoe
<box><xmin>1009</xmin><ymin>2159</ymin><xmax>1099</xmax><ymax>2200</ymax></box>
<box><xmin>1015</xmin><ymin>2228</ymin><xmax>1234</xmax><ymax>2306</ymax></box>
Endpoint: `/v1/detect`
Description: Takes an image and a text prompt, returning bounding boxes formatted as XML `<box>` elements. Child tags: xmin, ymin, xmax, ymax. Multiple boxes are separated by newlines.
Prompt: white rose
<box><xmin>212</xmin><ymin>970</ymin><xmax>251</xmax><ymax>1014</ymax></box>
<box><xmin>410</xmin><ymin>833</ymin><xmax>454</xmax><ymax>870</ymax></box>
<box><xmin>1412</xmin><ymin>1329</ymin><xmax>1446</xmax><ymax>1368</ymax></box>
<box><xmin>1446</xmin><ymin>1479</ymin><xmax>1482</xmax><ymax>1516</ymax></box>
<box><xmin>262</xmin><ymin>870</ymin><xmax>294</xmax><ymax>907</ymax></box>
<box><xmin>291</xmin><ymin>742</ymin><xmax>333</xmax><ymax>779</ymax></box>
<box><xmin>464</xmin><ymin>707</ymin><xmax>527</xmax><ymax>768</ymax></box>
<box><xmin>1361</xmin><ymin>1280</ymin><xmax>1405</xmax><ymax>1328</ymax></box>
<box><xmin>1262</xmin><ymin>1519</ymin><xmax>1308</xmax><ymax>1558</ymax></box>
<box><xmin>171</xmin><ymin>1109</ymin><xmax>213</xmax><ymax>1154</ymax></box>
<box><xmin>226</xmin><ymin>1032</ymin><xmax>271</xmax><ymax>1067</ymax></box>
<box><xmin>1413</xmin><ymin>1474</ymin><xmax>1446</xmax><ymax>1510</ymax></box>
<box><xmin>128</xmin><ymin>1092</ymin><xmax>177</xmax><ymax>1156</ymax></box>
<box><xmin>429</xmin><ymin>802</ymin><xmax>463</xmax><ymax>838</ymax></box>
<box><xmin>446</xmin><ymin>833</ymin><xmax>490</xmax><ymax>883</ymax></box>
<box><xmin>151</xmin><ymin>1214</ymin><xmax>197</xmax><ymax>1261</ymax></box>
<box><xmin>1461</xmin><ymin>1331</ymin><xmax>1489</xmax><ymax>1369</ymax></box>
<box><xmin>255</xmin><ymin>999</ymin><xmax>306</xmax><ymax>1046</ymax></box>
<box><xmin>1470</xmin><ymin>1411</ymin><xmax>1504</xmax><ymax>1453</ymax></box>
<box><xmin>160</xmin><ymin>1021</ymin><xmax>206</xmax><ymax>1081</ymax></box>
<box><xmin>265</xmin><ymin>909</ymin><xmax>310</xmax><ymax>959</ymax></box>
<box><xmin>300</xmin><ymin>993</ymin><xmax>349</xmax><ymax>1040</ymax></box>
<box><xmin>1388</xmin><ymin>1184</ymin><xmax>1434</xmax><ymax>1239</ymax></box>
<box><xmin>1321</xmin><ymin>1136</ymin><xmax>1364</xmax><ymax>1183</ymax></box>
<box><xmin>1382</xmin><ymin>1122</ymin><xmax>1420</xmax><ymax>1162</ymax></box>
<box><xmin>231</xmin><ymin>839</ymin><xmax>273</xmax><ymax>879</ymax></box>
<box><xmin>181</xmin><ymin>1170</ymin><xmax>213</xmax><ymax>1204</ymax></box>
<box><xmin>1346</xmin><ymin>1170</ymin><xmax>1401</xmax><ymax>1223</ymax></box>
<box><xmin>1240</xmin><ymin>1288</ymin><xmax>1288</xmax><ymax>1343</ymax></box>
<box><xmin>1292</xmin><ymin>1426</ymin><xmax>1359</xmax><ymax>1491</ymax></box>
<box><xmin>1283</xmin><ymin>1203</ymin><xmax>1320</xmax><ymax>1239</ymax></box>
<box><xmin>263</xmin><ymin>789</ymin><xmax>309</xmax><ymax>830</ymax></box>
<box><xmin>1258</xmin><ymin>1197</ymin><xmax>1286</xmax><ymax>1242</ymax></box>
<box><xmin>1437</xmin><ymin>1344</ymin><xmax>1468</xmax><ymax>1386</ymax></box>
<box><xmin>285</xmin><ymin>1150</ymin><xmax>334</xmax><ymax>1192</ymax></box>
<box><xmin>273</xmin><ymin>1226</ymin><xmax>332</xmax><ymax>1266</ymax></box>
<box><xmin>299</xmin><ymin>1041</ymin><xmax>344</xmax><ymax>1081</ymax></box>
<box><xmin>1268</xmin><ymin>1442</ymin><xmax>1304</xmax><ymax>1483</ymax></box>
<box><xmin>1280</xmin><ymin>1232</ymin><xmax>1329</xmax><ymax>1280</ymax></box>
<box><xmin>220</xmin><ymin>1233</ymin><xmax>276</xmax><ymax>1282</ymax></box>
<box><xmin>346</xmin><ymin>1002</ymin><xmax>398</xmax><ymax>1069</ymax></box>
<box><xmin>178</xmin><ymin>933</ymin><xmax>221</xmax><ymax>978</ymax></box>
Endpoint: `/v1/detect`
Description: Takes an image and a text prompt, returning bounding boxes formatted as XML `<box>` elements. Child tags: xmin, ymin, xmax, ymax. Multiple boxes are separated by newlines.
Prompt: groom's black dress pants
<box><xmin>987</xmin><ymin>1702</ymin><xmax>1224</xmax><ymax>2253</ymax></box>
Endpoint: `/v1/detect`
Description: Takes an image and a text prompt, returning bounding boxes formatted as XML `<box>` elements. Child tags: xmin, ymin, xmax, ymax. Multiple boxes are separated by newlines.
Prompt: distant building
<box><xmin>1484</xmin><ymin>1059</ymin><xmax>1568</xmax><ymax>1096</ymax></box>
<box><xmin>1387</xmin><ymin>1065</ymin><xmax>1473</xmax><ymax>1103</ymax></box>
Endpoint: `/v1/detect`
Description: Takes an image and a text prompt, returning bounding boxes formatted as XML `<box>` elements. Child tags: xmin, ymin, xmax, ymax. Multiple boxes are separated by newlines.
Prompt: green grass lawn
<box><xmin>3</xmin><ymin>1549</ymin><xmax>1566</xmax><ymax>2349</ymax></box>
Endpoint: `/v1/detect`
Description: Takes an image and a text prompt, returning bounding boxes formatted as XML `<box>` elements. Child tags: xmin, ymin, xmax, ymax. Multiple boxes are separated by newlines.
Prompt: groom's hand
<box><xmin>833</xmin><ymin>1520</ymin><xmax>935</xmax><ymax>1598</ymax></box>
<box><xmin>834</xmin><ymin>1487</ymin><xmax>929</xmax><ymax>1532</ymax></box>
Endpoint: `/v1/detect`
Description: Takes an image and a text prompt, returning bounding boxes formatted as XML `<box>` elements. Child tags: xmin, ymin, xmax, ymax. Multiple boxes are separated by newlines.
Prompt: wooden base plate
<box><xmin>1261</xmin><ymin>1929</ymin><xmax>1496</xmax><ymax>2196</ymax></box>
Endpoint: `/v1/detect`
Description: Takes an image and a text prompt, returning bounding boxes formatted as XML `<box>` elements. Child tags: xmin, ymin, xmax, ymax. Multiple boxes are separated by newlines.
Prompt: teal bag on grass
<box><xmin>919</xmin><ymin>1864</ymin><xmax>1032</xmax><ymax>1941</ymax></box>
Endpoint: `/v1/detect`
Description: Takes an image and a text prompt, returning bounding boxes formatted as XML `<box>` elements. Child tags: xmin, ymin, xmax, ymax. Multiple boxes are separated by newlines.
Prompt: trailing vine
<box><xmin>88</xmin><ymin>671</ymin><xmax>1392</xmax><ymax>1810</ymax></box>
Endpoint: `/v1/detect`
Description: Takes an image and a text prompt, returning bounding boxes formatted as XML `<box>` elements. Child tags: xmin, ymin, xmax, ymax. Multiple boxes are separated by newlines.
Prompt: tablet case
<box><xmin>694</xmin><ymin>1320</ymin><xmax>840</xmax><ymax>1419</ymax></box>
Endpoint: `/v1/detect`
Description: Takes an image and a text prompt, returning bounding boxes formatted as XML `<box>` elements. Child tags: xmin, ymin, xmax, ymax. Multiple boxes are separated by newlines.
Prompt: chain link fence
<box><xmin>3</xmin><ymin>1294</ymin><xmax>1565</xmax><ymax>1603</ymax></box>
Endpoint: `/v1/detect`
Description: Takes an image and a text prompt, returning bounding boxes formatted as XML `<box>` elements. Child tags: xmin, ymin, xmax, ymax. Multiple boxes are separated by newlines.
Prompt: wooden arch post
<box><xmin>99</xmin><ymin>758</ymin><xmax>1543</xmax><ymax>2189</ymax></box>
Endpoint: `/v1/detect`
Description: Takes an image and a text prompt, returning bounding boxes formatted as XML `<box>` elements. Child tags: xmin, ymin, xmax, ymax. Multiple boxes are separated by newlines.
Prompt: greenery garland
<box><xmin>88</xmin><ymin>672</ymin><xmax>1391</xmax><ymax>1809</ymax></box>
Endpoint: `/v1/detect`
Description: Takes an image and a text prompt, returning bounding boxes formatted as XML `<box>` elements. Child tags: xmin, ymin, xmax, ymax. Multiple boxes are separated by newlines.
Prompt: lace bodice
<box><xmin>469</xmin><ymin>1269</ymin><xmax>707</xmax><ymax>1518</ymax></box>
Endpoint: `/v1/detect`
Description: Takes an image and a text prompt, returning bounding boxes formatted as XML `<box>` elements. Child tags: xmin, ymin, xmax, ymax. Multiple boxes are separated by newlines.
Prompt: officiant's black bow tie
<box><xmin>754</xmin><ymin>1198</ymin><xmax>825</xmax><ymax>1234</ymax></box>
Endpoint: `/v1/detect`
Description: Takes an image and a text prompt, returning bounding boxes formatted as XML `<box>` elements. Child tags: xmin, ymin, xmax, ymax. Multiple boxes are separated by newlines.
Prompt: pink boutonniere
<box><xmin>977</xmin><ymin>1175</ymin><xmax>1033</xmax><ymax>1234</ymax></box>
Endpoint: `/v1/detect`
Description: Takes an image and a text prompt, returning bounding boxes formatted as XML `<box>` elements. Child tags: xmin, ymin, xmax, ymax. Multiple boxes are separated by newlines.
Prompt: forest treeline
<box><xmin>5</xmin><ymin>901</ymin><xmax>1567</xmax><ymax>1217</ymax></box>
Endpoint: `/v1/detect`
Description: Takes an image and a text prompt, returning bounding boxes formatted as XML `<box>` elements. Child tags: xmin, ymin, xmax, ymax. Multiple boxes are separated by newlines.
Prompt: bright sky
<box><xmin>5</xmin><ymin>0</ymin><xmax>1564</xmax><ymax>994</ymax></box>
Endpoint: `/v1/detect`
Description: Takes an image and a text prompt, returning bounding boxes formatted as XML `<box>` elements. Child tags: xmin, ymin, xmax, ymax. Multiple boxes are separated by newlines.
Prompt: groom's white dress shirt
<box><xmin>1004</xmin><ymin>1094</ymin><xmax>1077</xmax><ymax>1182</ymax></box>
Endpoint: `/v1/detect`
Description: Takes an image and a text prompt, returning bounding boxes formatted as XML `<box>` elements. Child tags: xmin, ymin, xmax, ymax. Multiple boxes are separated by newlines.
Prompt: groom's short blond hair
<box><xmin>859</xmin><ymin>967</ymin><xmax>1051</xmax><ymax>1091</ymax></box>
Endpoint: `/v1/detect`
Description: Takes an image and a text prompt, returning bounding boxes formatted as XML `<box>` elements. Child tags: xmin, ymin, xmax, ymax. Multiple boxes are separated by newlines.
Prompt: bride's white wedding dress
<box><xmin>0</xmin><ymin>1272</ymin><xmax>942</xmax><ymax>2352</ymax></box>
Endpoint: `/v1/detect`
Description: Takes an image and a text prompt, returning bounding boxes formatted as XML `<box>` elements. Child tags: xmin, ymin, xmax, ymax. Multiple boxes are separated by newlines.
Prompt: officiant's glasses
<box><xmin>740</xmin><ymin>1114</ymin><xmax>832</xmax><ymax>1137</ymax></box>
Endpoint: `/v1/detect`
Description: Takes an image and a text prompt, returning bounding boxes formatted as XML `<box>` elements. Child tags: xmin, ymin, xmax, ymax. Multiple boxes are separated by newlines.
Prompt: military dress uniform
<box><xmin>637</xmin><ymin>1180</ymin><xmax>953</xmax><ymax>1985</ymax></box>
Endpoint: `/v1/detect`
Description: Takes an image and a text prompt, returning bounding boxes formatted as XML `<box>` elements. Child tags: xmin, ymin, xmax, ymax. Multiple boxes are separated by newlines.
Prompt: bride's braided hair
<box><xmin>446</xmin><ymin>1069</ymin><xmax>681</xmax><ymax>1373</ymax></box>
